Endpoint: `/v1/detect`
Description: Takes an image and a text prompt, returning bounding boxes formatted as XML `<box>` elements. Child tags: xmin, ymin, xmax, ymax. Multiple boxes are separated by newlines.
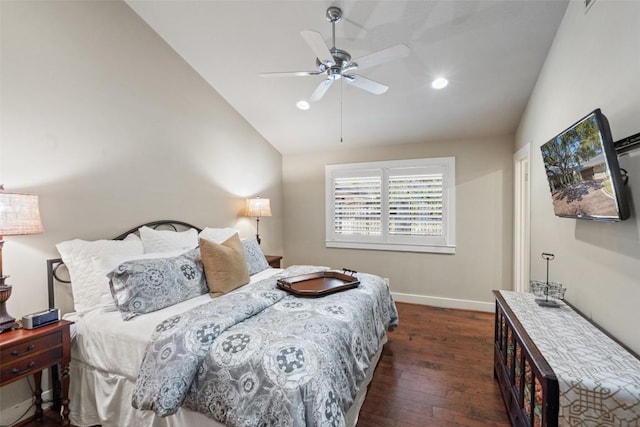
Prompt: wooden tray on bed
<box><xmin>277</xmin><ymin>270</ymin><xmax>359</xmax><ymax>298</ymax></box>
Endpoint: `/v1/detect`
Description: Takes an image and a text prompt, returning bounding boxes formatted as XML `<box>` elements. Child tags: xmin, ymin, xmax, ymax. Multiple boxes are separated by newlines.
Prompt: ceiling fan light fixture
<box><xmin>431</xmin><ymin>77</ymin><xmax>449</xmax><ymax>89</ymax></box>
<box><xmin>296</xmin><ymin>100</ymin><xmax>310</xmax><ymax>110</ymax></box>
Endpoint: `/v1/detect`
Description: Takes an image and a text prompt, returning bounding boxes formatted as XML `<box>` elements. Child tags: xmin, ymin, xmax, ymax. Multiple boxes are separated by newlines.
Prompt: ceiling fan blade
<box><xmin>300</xmin><ymin>30</ymin><xmax>334</xmax><ymax>65</ymax></box>
<box><xmin>259</xmin><ymin>71</ymin><xmax>323</xmax><ymax>78</ymax></box>
<box><xmin>354</xmin><ymin>44</ymin><xmax>410</xmax><ymax>71</ymax></box>
<box><xmin>309</xmin><ymin>79</ymin><xmax>334</xmax><ymax>102</ymax></box>
<box><xmin>344</xmin><ymin>75</ymin><xmax>389</xmax><ymax>95</ymax></box>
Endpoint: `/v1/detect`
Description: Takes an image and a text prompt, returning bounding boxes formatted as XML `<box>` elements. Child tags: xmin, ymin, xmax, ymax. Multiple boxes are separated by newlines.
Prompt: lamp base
<box><xmin>255</xmin><ymin>217</ymin><xmax>261</xmax><ymax>245</ymax></box>
<box><xmin>0</xmin><ymin>318</ymin><xmax>17</xmax><ymax>333</ymax></box>
<box><xmin>0</xmin><ymin>284</ymin><xmax>17</xmax><ymax>333</ymax></box>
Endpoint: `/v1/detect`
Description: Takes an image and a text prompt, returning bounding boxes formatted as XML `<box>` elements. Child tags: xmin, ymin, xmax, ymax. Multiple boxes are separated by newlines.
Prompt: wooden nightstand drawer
<box><xmin>0</xmin><ymin>346</ymin><xmax>62</xmax><ymax>383</ymax></box>
<box><xmin>0</xmin><ymin>330</ymin><xmax>62</xmax><ymax>362</ymax></box>
<box><xmin>0</xmin><ymin>320</ymin><xmax>73</xmax><ymax>425</ymax></box>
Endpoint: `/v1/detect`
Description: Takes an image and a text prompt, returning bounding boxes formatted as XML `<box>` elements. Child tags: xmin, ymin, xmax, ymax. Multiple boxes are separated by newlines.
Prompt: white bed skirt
<box><xmin>69</xmin><ymin>337</ymin><xmax>386</xmax><ymax>427</ymax></box>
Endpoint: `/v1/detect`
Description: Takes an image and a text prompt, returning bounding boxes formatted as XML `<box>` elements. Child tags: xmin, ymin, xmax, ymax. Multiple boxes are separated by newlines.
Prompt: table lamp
<box><xmin>246</xmin><ymin>197</ymin><xmax>271</xmax><ymax>245</ymax></box>
<box><xmin>0</xmin><ymin>186</ymin><xmax>43</xmax><ymax>332</ymax></box>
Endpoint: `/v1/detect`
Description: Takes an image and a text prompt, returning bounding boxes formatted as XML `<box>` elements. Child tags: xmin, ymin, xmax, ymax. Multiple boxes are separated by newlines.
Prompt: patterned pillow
<box><xmin>94</xmin><ymin>249</ymin><xmax>189</xmax><ymax>312</ymax></box>
<box><xmin>107</xmin><ymin>249</ymin><xmax>207</xmax><ymax>320</ymax></box>
<box><xmin>242</xmin><ymin>238</ymin><xmax>270</xmax><ymax>275</ymax></box>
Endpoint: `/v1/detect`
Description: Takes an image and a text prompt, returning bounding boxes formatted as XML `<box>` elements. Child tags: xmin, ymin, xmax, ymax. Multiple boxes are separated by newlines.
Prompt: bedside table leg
<box><xmin>60</xmin><ymin>363</ymin><xmax>70</xmax><ymax>426</ymax></box>
<box><xmin>34</xmin><ymin>370</ymin><xmax>43</xmax><ymax>421</ymax></box>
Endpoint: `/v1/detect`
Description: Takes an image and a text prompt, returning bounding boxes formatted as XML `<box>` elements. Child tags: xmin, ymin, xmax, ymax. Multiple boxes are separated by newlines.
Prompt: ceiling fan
<box><xmin>260</xmin><ymin>6</ymin><xmax>410</xmax><ymax>103</ymax></box>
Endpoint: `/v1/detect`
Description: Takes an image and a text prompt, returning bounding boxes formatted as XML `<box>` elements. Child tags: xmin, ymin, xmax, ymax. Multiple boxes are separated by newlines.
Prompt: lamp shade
<box><xmin>247</xmin><ymin>198</ymin><xmax>272</xmax><ymax>218</ymax></box>
<box><xmin>0</xmin><ymin>192</ymin><xmax>43</xmax><ymax>236</ymax></box>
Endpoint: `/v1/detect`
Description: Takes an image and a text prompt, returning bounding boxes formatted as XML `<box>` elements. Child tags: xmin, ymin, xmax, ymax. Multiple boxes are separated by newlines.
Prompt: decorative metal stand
<box><xmin>533</xmin><ymin>252</ymin><xmax>566</xmax><ymax>307</ymax></box>
<box><xmin>536</xmin><ymin>253</ymin><xmax>557</xmax><ymax>307</ymax></box>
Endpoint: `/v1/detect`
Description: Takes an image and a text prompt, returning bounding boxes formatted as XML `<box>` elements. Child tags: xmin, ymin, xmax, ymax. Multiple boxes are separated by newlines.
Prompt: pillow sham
<box><xmin>139</xmin><ymin>226</ymin><xmax>198</xmax><ymax>254</ymax></box>
<box><xmin>198</xmin><ymin>227</ymin><xmax>238</xmax><ymax>244</ymax></box>
<box><xmin>241</xmin><ymin>238</ymin><xmax>270</xmax><ymax>275</ymax></box>
<box><xmin>56</xmin><ymin>234</ymin><xmax>144</xmax><ymax>314</ymax></box>
<box><xmin>107</xmin><ymin>248</ymin><xmax>207</xmax><ymax>320</ymax></box>
<box><xmin>93</xmin><ymin>249</ymin><xmax>188</xmax><ymax>312</ymax></box>
<box><xmin>199</xmin><ymin>234</ymin><xmax>250</xmax><ymax>297</ymax></box>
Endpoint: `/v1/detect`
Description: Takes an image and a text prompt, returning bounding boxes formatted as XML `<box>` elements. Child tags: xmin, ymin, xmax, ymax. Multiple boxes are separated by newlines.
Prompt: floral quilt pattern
<box><xmin>133</xmin><ymin>266</ymin><xmax>398</xmax><ymax>427</ymax></box>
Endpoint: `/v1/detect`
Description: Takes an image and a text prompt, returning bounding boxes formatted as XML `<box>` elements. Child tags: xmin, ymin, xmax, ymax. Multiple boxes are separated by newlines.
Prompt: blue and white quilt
<box><xmin>132</xmin><ymin>266</ymin><xmax>398</xmax><ymax>427</ymax></box>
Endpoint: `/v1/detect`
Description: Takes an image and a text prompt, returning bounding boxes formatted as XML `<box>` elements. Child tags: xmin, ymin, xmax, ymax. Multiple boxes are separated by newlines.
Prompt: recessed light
<box><xmin>296</xmin><ymin>100</ymin><xmax>310</xmax><ymax>110</ymax></box>
<box><xmin>431</xmin><ymin>77</ymin><xmax>448</xmax><ymax>89</ymax></box>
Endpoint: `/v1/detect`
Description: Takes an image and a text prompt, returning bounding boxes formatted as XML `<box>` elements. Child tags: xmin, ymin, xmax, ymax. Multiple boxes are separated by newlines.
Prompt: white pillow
<box><xmin>56</xmin><ymin>234</ymin><xmax>144</xmax><ymax>315</ymax></box>
<box><xmin>199</xmin><ymin>227</ymin><xmax>238</xmax><ymax>244</ymax></box>
<box><xmin>139</xmin><ymin>226</ymin><xmax>198</xmax><ymax>254</ymax></box>
<box><xmin>94</xmin><ymin>249</ymin><xmax>190</xmax><ymax>312</ymax></box>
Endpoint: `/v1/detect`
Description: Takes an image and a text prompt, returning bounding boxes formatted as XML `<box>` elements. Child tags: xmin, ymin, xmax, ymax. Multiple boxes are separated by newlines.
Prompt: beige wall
<box><xmin>0</xmin><ymin>0</ymin><xmax>282</xmax><ymax>418</ymax></box>
<box><xmin>516</xmin><ymin>1</ymin><xmax>640</xmax><ymax>353</ymax></box>
<box><xmin>283</xmin><ymin>136</ymin><xmax>514</xmax><ymax>309</ymax></box>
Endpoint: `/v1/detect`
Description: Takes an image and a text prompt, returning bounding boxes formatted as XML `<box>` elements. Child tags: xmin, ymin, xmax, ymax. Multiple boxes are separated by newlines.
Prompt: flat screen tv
<box><xmin>540</xmin><ymin>109</ymin><xmax>630</xmax><ymax>221</ymax></box>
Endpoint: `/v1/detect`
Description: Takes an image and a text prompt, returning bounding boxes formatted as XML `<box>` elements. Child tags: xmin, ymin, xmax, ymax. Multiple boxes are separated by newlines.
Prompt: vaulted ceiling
<box><xmin>126</xmin><ymin>1</ymin><xmax>569</xmax><ymax>154</ymax></box>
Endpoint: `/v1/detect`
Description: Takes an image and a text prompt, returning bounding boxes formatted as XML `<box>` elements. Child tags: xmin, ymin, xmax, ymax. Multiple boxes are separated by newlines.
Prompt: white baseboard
<box><xmin>0</xmin><ymin>389</ymin><xmax>53</xmax><ymax>426</ymax></box>
<box><xmin>391</xmin><ymin>291</ymin><xmax>494</xmax><ymax>312</ymax></box>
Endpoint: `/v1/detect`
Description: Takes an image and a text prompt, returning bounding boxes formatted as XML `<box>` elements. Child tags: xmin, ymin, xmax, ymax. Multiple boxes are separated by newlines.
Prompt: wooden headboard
<box><xmin>46</xmin><ymin>220</ymin><xmax>202</xmax><ymax>310</ymax></box>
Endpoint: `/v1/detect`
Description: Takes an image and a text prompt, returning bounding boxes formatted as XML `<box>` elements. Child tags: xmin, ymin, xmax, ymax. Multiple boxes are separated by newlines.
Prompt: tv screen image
<box><xmin>540</xmin><ymin>109</ymin><xmax>629</xmax><ymax>221</ymax></box>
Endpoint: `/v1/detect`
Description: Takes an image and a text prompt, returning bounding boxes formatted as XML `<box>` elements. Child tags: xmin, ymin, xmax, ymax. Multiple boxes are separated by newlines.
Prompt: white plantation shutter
<box><xmin>333</xmin><ymin>175</ymin><xmax>382</xmax><ymax>235</ymax></box>
<box><xmin>326</xmin><ymin>158</ymin><xmax>455</xmax><ymax>254</ymax></box>
<box><xmin>388</xmin><ymin>171</ymin><xmax>444</xmax><ymax>237</ymax></box>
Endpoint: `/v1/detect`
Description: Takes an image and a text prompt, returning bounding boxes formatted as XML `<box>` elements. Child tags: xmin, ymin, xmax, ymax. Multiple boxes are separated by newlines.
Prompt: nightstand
<box><xmin>265</xmin><ymin>255</ymin><xmax>283</xmax><ymax>268</ymax></box>
<box><xmin>0</xmin><ymin>320</ymin><xmax>72</xmax><ymax>426</ymax></box>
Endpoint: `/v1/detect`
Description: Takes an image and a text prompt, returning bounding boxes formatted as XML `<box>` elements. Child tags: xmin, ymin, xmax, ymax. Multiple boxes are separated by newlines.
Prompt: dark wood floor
<box><xmin>18</xmin><ymin>302</ymin><xmax>509</xmax><ymax>427</ymax></box>
<box><xmin>357</xmin><ymin>302</ymin><xmax>510</xmax><ymax>426</ymax></box>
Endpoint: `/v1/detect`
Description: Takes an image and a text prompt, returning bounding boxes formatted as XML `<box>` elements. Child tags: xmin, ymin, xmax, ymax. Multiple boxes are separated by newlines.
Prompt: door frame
<box><xmin>513</xmin><ymin>144</ymin><xmax>531</xmax><ymax>292</ymax></box>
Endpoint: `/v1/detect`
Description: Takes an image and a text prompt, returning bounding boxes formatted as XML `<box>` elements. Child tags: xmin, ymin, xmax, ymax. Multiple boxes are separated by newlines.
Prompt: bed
<box><xmin>47</xmin><ymin>220</ymin><xmax>398</xmax><ymax>427</ymax></box>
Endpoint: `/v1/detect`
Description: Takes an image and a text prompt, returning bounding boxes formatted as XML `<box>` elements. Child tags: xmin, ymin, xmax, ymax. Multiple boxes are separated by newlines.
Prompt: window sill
<box><xmin>325</xmin><ymin>240</ymin><xmax>456</xmax><ymax>254</ymax></box>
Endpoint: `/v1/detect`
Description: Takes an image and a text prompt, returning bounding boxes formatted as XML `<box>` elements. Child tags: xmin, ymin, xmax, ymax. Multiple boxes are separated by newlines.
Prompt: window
<box><xmin>326</xmin><ymin>157</ymin><xmax>455</xmax><ymax>254</ymax></box>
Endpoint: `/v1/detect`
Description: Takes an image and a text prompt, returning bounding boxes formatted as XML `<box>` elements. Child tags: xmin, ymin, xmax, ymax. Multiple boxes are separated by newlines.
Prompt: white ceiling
<box><xmin>126</xmin><ymin>0</ymin><xmax>569</xmax><ymax>155</ymax></box>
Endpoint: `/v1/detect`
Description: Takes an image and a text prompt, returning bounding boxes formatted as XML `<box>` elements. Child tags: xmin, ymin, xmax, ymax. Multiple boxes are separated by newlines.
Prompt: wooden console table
<box><xmin>493</xmin><ymin>290</ymin><xmax>640</xmax><ymax>427</ymax></box>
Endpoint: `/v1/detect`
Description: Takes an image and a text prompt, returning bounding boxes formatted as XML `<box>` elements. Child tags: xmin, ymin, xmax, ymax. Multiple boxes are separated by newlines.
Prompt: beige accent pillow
<box><xmin>199</xmin><ymin>234</ymin><xmax>250</xmax><ymax>297</ymax></box>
